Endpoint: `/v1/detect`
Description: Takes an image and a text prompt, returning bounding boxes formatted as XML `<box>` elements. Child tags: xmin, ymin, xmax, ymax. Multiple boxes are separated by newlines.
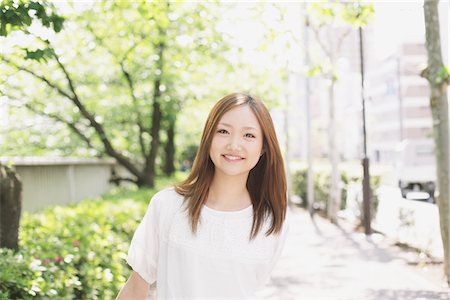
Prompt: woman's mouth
<box><xmin>222</xmin><ymin>154</ymin><xmax>244</xmax><ymax>161</ymax></box>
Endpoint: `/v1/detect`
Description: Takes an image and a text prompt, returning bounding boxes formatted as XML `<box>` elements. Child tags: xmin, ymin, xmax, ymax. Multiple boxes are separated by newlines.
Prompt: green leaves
<box><xmin>0</xmin><ymin>249</ymin><xmax>34</xmax><ymax>300</ymax></box>
<box><xmin>436</xmin><ymin>65</ymin><xmax>450</xmax><ymax>85</ymax></box>
<box><xmin>24</xmin><ymin>47</ymin><xmax>54</xmax><ymax>62</ymax></box>
<box><xmin>1</xmin><ymin>187</ymin><xmax>157</xmax><ymax>299</ymax></box>
<box><xmin>307</xmin><ymin>65</ymin><xmax>322</xmax><ymax>77</ymax></box>
<box><xmin>0</xmin><ymin>0</ymin><xmax>64</xmax><ymax>37</ymax></box>
<box><xmin>308</xmin><ymin>2</ymin><xmax>374</xmax><ymax>28</ymax></box>
<box><xmin>50</xmin><ymin>13</ymin><xmax>64</xmax><ymax>32</ymax></box>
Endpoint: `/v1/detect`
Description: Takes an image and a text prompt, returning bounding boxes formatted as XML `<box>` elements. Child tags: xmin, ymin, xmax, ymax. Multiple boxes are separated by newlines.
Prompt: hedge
<box><xmin>292</xmin><ymin>167</ymin><xmax>381</xmax><ymax>216</ymax></box>
<box><xmin>0</xmin><ymin>185</ymin><xmax>160</xmax><ymax>299</ymax></box>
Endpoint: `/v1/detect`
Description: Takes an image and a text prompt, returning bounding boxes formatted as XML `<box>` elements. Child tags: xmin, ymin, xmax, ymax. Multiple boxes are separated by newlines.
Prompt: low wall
<box><xmin>343</xmin><ymin>184</ymin><xmax>443</xmax><ymax>260</ymax></box>
<box><xmin>0</xmin><ymin>157</ymin><xmax>116</xmax><ymax>212</ymax></box>
<box><xmin>373</xmin><ymin>186</ymin><xmax>443</xmax><ymax>259</ymax></box>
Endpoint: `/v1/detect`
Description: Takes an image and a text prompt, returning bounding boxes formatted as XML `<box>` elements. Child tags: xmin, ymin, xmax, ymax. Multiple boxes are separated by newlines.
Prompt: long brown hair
<box><xmin>175</xmin><ymin>93</ymin><xmax>287</xmax><ymax>239</ymax></box>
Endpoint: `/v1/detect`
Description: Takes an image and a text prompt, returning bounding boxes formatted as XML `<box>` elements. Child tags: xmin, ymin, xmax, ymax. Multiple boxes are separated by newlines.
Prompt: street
<box><xmin>257</xmin><ymin>206</ymin><xmax>450</xmax><ymax>300</ymax></box>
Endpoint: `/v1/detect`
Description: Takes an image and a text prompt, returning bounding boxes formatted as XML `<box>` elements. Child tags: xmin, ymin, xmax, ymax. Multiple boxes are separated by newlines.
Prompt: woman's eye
<box><xmin>244</xmin><ymin>133</ymin><xmax>256</xmax><ymax>138</ymax></box>
<box><xmin>217</xmin><ymin>129</ymin><xmax>229</xmax><ymax>134</ymax></box>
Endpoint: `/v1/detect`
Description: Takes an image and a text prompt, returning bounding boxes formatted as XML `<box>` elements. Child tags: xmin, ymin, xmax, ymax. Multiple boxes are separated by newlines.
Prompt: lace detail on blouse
<box><xmin>168</xmin><ymin>206</ymin><xmax>275</xmax><ymax>262</ymax></box>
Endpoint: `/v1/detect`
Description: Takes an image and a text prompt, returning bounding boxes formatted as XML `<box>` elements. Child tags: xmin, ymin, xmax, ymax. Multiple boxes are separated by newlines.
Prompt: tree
<box><xmin>422</xmin><ymin>0</ymin><xmax>450</xmax><ymax>286</ymax></box>
<box><xmin>0</xmin><ymin>0</ymin><xmax>63</xmax><ymax>36</ymax></box>
<box><xmin>0</xmin><ymin>0</ymin><xmax>61</xmax><ymax>253</ymax></box>
<box><xmin>1</xmin><ymin>1</ymin><xmax>227</xmax><ymax>187</ymax></box>
<box><xmin>0</xmin><ymin>164</ymin><xmax>22</xmax><ymax>251</ymax></box>
<box><xmin>307</xmin><ymin>2</ymin><xmax>373</xmax><ymax>223</ymax></box>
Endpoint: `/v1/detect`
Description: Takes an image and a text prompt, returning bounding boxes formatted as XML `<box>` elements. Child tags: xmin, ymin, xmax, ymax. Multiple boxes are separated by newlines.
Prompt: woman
<box><xmin>116</xmin><ymin>93</ymin><xmax>288</xmax><ymax>299</ymax></box>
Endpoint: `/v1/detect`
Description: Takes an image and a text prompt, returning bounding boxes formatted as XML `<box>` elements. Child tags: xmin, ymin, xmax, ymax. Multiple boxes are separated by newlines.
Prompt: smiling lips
<box><xmin>222</xmin><ymin>154</ymin><xmax>244</xmax><ymax>162</ymax></box>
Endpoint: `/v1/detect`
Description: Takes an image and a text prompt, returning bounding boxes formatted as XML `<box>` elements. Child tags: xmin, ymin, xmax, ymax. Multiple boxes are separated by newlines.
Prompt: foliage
<box><xmin>308</xmin><ymin>2</ymin><xmax>374</xmax><ymax>28</ymax></box>
<box><xmin>306</xmin><ymin>2</ymin><xmax>374</xmax><ymax>80</ymax></box>
<box><xmin>0</xmin><ymin>179</ymin><xmax>177</xmax><ymax>299</ymax></box>
<box><xmin>0</xmin><ymin>1</ymin><xmax>300</xmax><ymax>183</ymax></box>
<box><xmin>293</xmin><ymin>168</ymin><xmax>342</xmax><ymax>210</ymax></box>
<box><xmin>0</xmin><ymin>1</ymin><xmax>232</xmax><ymax>186</ymax></box>
<box><xmin>0</xmin><ymin>0</ymin><xmax>64</xmax><ymax>36</ymax></box>
<box><xmin>0</xmin><ymin>1</ymin><xmax>297</xmax><ymax>160</ymax></box>
<box><xmin>435</xmin><ymin>65</ymin><xmax>450</xmax><ymax>84</ymax></box>
<box><xmin>0</xmin><ymin>248</ymin><xmax>33</xmax><ymax>299</ymax></box>
<box><xmin>179</xmin><ymin>144</ymin><xmax>198</xmax><ymax>165</ymax></box>
<box><xmin>292</xmin><ymin>168</ymin><xmax>381</xmax><ymax>214</ymax></box>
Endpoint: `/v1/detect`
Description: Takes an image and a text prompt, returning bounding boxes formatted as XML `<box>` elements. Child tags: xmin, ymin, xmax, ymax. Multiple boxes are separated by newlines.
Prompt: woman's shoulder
<box><xmin>150</xmin><ymin>186</ymin><xmax>185</xmax><ymax>211</ymax></box>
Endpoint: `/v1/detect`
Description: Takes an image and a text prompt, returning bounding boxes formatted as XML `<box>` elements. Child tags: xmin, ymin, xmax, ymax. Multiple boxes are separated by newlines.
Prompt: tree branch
<box><xmin>109</xmin><ymin>176</ymin><xmax>138</xmax><ymax>185</ymax></box>
<box><xmin>2</xmin><ymin>46</ymin><xmax>142</xmax><ymax>178</ymax></box>
<box><xmin>119</xmin><ymin>61</ymin><xmax>148</xmax><ymax>157</ymax></box>
<box><xmin>0</xmin><ymin>56</ymin><xmax>74</xmax><ymax>100</ymax></box>
<box><xmin>0</xmin><ymin>89</ymin><xmax>95</xmax><ymax>149</ymax></box>
<box><xmin>26</xmin><ymin>104</ymin><xmax>95</xmax><ymax>149</ymax></box>
<box><xmin>39</xmin><ymin>39</ymin><xmax>143</xmax><ymax>177</ymax></box>
<box><xmin>335</xmin><ymin>27</ymin><xmax>353</xmax><ymax>55</ymax></box>
<box><xmin>311</xmin><ymin>26</ymin><xmax>332</xmax><ymax>59</ymax></box>
<box><xmin>86</xmin><ymin>25</ymin><xmax>149</xmax><ymax>157</ymax></box>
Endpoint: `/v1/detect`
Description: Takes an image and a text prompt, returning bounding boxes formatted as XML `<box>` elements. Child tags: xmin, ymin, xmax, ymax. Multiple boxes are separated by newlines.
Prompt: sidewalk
<box><xmin>257</xmin><ymin>206</ymin><xmax>450</xmax><ymax>300</ymax></box>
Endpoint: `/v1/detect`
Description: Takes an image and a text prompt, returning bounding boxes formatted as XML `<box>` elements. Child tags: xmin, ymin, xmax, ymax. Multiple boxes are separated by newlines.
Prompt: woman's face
<box><xmin>209</xmin><ymin>104</ymin><xmax>264</xmax><ymax>179</ymax></box>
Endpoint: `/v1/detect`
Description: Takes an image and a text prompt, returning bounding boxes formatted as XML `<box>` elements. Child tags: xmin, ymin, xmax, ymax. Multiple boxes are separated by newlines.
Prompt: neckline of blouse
<box><xmin>202</xmin><ymin>204</ymin><xmax>253</xmax><ymax>219</ymax></box>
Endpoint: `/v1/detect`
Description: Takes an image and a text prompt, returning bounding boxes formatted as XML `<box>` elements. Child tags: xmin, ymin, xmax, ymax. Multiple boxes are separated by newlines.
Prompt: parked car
<box><xmin>395</xmin><ymin>139</ymin><xmax>436</xmax><ymax>202</ymax></box>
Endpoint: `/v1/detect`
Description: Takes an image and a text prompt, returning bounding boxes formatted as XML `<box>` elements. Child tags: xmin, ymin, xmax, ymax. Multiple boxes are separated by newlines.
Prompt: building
<box><xmin>366</xmin><ymin>43</ymin><xmax>433</xmax><ymax>164</ymax></box>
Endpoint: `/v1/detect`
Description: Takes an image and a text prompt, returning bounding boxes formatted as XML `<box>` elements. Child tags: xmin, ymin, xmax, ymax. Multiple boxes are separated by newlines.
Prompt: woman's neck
<box><xmin>206</xmin><ymin>173</ymin><xmax>251</xmax><ymax>211</ymax></box>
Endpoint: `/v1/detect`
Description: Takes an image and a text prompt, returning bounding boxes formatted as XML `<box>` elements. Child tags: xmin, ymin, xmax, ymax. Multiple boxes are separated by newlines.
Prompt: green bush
<box><xmin>292</xmin><ymin>168</ymin><xmax>380</xmax><ymax>215</ymax></box>
<box><xmin>0</xmin><ymin>185</ymin><xmax>163</xmax><ymax>300</ymax></box>
<box><xmin>0</xmin><ymin>249</ymin><xmax>33</xmax><ymax>299</ymax></box>
<box><xmin>292</xmin><ymin>169</ymin><xmax>347</xmax><ymax>211</ymax></box>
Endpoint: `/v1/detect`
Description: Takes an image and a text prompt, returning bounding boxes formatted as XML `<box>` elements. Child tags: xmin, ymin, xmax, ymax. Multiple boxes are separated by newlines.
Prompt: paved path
<box><xmin>256</xmin><ymin>206</ymin><xmax>450</xmax><ymax>300</ymax></box>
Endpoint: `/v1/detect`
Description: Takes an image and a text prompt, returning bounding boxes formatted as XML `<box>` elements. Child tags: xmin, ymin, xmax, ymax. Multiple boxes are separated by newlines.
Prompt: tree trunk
<box><xmin>143</xmin><ymin>36</ymin><xmax>166</xmax><ymax>187</ymax></box>
<box><xmin>327</xmin><ymin>78</ymin><xmax>341</xmax><ymax>224</ymax></box>
<box><xmin>0</xmin><ymin>164</ymin><xmax>22</xmax><ymax>251</ymax></box>
<box><xmin>423</xmin><ymin>0</ymin><xmax>450</xmax><ymax>286</ymax></box>
<box><xmin>303</xmin><ymin>7</ymin><xmax>314</xmax><ymax>216</ymax></box>
<box><xmin>163</xmin><ymin>117</ymin><xmax>176</xmax><ymax>176</ymax></box>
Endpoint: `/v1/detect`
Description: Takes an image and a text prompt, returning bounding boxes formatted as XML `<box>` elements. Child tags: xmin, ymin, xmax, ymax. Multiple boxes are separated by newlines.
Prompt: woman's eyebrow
<box><xmin>218</xmin><ymin>123</ymin><xmax>257</xmax><ymax>131</ymax></box>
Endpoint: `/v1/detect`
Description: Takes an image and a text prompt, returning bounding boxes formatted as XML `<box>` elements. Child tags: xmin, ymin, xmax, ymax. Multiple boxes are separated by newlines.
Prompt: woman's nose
<box><xmin>226</xmin><ymin>139</ymin><xmax>242</xmax><ymax>151</ymax></box>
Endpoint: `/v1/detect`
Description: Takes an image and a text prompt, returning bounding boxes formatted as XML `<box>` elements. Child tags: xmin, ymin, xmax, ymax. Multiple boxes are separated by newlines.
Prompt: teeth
<box><xmin>224</xmin><ymin>155</ymin><xmax>242</xmax><ymax>160</ymax></box>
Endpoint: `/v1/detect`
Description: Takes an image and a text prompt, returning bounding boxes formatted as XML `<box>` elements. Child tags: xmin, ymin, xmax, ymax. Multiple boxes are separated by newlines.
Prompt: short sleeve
<box><xmin>127</xmin><ymin>193</ymin><xmax>161</xmax><ymax>284</ymax></box>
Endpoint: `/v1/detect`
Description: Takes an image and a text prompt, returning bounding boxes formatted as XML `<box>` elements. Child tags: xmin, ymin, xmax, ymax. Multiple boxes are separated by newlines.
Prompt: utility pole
<box><xmin>303</xmin><ymin>2</ymin><xmax>314</xmax><ymax>216</ymax></box>
<box><xmin>359</xmin><ymin>25</ymin><xmax>372</xmax><ymax>235</ymax></box>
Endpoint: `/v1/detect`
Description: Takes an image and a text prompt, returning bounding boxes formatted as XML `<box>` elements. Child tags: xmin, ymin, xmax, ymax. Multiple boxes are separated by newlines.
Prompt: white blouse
<box><xmin>127</xmin><ymin>187</ymin><xmax>288</xmax><ymax>300</ymax></box>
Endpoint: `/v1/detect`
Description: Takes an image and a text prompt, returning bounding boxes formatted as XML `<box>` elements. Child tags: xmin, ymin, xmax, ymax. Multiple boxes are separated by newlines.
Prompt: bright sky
<box><xmin>372</xmin><ymin>1</ymin><xmax>449</xmax><ymax>62</ymax></box>
<box><xmin>218</xmin><ymin>1</ymin><xmax>449</xmax><ymax>70</ymax></box>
